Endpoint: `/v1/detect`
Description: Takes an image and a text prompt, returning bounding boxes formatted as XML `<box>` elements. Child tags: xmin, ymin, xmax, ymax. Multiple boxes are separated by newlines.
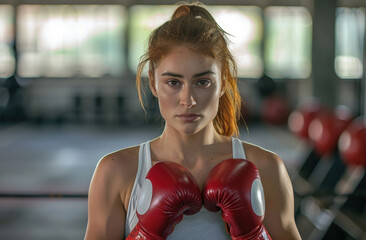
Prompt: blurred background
<box><xmin>0</xmin><ymin>0</ymin><xmax>365</xmax><ymax>239</ymax></box>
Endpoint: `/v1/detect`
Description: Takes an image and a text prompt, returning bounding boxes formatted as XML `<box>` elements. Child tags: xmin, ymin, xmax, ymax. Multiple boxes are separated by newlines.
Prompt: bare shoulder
<box><xmin>241</xmin><ymin>141</ymin><xmax>301</xmax><ymax>239</ymax></box>
<box><xmin>93</xmin><ymin>145</ymin><xmax>140</xmax><ymax>205</ymax></box>
<box><xmin>241</xmin><ymin>141</ymin><xmax>291</xmax><ymax>199</ymax></box>
<box><xmin>94</xmin><ymin>145</ymin><xmax>140</xmax><ymax>192</ymax></box>
<box><xmin>85</xmin><ymin>145</ymin><xmax>140</xmax><ymax>239</ymax></box>
<box><xmin>242</xmin><ymin>141</ymin><xmax>284</xmax><ymax>174</ymax></box>
<box><xmin>97</xmin><ymin>145</ymin><xmax>140</xmax><ymax>179</ymax></box>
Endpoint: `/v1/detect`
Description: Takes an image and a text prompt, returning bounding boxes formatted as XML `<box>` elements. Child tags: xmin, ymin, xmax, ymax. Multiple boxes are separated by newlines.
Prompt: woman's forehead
<box><xmin>155</xmin><ymin>46</ymin><xmax>221</xmax><ymax>75</ymax></box>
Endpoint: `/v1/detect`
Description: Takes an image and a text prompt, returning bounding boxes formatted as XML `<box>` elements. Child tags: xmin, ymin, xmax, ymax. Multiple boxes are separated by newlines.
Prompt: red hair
<box><xmin>136</xmin><ymin>2</ymin><xmax>242</xmax><ymax>136</ymax></box>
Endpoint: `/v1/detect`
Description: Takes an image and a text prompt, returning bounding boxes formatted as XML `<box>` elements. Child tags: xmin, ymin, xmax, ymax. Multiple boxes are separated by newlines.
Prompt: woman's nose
<box><xmin>180</xmin><ymin>86</ymin><xmax>197</xmax><ymax>109</ymax></box>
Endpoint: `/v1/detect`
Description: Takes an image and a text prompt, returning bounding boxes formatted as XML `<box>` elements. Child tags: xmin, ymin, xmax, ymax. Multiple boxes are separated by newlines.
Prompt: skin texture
<box><xmin>149</xmin><ymin>46</ymin><xmax>224</xmax><ymax>136</ymax></box>
<box><xmin>84</xmin><ymin>46</ymin><xmax>301</xmax><ymax>240</ymax></box>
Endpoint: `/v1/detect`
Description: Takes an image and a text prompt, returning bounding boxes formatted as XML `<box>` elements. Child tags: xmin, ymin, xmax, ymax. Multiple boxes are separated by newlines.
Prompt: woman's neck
<box><xmin>152</xmin><ymin>123</ymin><xmax>230</xmax><ymax>167</ymax></box>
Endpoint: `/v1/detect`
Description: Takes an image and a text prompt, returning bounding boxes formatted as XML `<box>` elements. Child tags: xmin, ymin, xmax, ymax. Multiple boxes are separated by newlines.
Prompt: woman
<box><xmin>84</xmin><ymin>2</ymin><xmax>301</xmax><ymax>240</ymax></box>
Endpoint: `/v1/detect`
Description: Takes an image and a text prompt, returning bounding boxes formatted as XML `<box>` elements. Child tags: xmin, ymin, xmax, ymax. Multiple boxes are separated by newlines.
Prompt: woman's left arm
<box><xmin>260</xmin><ymin>152</ymin><xmax>302</xmax><ymax>240</ymax></box>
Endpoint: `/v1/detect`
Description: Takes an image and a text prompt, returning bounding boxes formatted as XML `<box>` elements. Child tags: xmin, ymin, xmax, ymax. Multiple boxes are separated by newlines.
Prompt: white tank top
<box><xmin>124</xmin><ymin>137</ymin><xmax>247</xmax><ymax>239</ymax></box>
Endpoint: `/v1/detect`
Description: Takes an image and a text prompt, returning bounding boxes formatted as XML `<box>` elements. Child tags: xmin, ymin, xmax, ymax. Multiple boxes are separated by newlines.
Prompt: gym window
<box><xmin>264</xmin><ymin>6</ymin><xmax>313</xmax><ymax>79</ymax></box>
<box><xmin>0</xmin><ymin>5</ymin><xmax>15</xmax><ymax>79</ymax></box>
<box><xmin>16</xmin><ymin>5</ymin><xmax>127</xmax><ymax>78</ymax></box>
<box><xmin>128</xmin><ymin>5</ymin><xmax>175</xmax><ymax>75</ymax></box>
<box><xmin>335</xmin><ymin>7</ymin><xmax>365</xmax><ymax>79</ymax></box>
<box><xmin>208</xmin><ymin>6</ymin><xmax>263</xmax><ymax>78</ymax></box>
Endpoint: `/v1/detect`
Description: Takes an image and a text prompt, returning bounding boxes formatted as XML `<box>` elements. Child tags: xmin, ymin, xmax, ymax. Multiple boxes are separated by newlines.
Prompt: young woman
<box><xmin>84</xmin><ymin>2</ymin><xmax>301</xmax><ymax>240</ymax></box>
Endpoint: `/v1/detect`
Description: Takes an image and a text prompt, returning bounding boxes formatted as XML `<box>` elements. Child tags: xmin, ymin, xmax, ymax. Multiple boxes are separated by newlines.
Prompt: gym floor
<box><xmin>0</xmin><ymin>122</ymin><xmax>304</xmax><ymax>239</ymax></box>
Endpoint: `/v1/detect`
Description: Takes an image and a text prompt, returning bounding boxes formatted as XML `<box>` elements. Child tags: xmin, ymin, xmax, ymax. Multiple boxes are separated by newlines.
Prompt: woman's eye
<box><xmin>167</xmin><ymin>80</ymin><xmax>181</xmax><ymax>87</ymax></box>
<box><xmin>197</xmin><ymin>79</ymin><xmax>211</xmax><ymax>87</ymax></box>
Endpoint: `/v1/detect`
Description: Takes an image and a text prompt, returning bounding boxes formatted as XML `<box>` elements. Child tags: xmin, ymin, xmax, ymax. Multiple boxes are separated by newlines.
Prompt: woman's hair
<box><xmin>136</xmin><ymin>1</ymin><xmax>242</xmax><ymax>137</ymax></box>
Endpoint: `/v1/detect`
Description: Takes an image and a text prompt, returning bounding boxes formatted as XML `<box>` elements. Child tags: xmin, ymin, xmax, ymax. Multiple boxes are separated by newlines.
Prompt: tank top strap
<box><xmin>231</xmin><ymin>137</ymin><xmax>246</xmax><ymax>159</ymax></box>
<box><xmin>124</xmin><ymin>140</ymin><xmax>152</xmax><ymax>237</ymax></box>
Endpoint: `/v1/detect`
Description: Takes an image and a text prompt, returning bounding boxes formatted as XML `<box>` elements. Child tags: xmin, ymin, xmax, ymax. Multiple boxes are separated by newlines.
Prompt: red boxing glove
<box><xmin>126</xmin><ymin>161</ymin><xmax>202</xmax><ymax>240</ymax></box>
<box><xmin>203</xmin><ymin>159</ymin><xmax>271</xmax><ymax>240</ymax></box>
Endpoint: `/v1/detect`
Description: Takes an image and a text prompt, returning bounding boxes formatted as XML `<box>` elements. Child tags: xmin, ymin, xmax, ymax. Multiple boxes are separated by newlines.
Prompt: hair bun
<box><xmin>171</xmin><ymin>5</ymin><xmax>191</xmax><ymax>20</ymax></box>
<box><xmin>171</xmin><ymin>3</ymin><xmax>216</xmax><ymax>23</ymax></box>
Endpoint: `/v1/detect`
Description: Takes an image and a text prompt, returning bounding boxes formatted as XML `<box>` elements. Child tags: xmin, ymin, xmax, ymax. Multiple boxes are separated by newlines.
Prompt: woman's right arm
<box><xmin>84</xmin><ymin>151</ymin><xmax>137</xmax><ymax>240</ymax></box>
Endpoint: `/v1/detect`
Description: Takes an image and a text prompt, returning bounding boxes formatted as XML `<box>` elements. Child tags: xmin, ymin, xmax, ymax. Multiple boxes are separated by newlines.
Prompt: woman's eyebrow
<box><xmin>193</xmin><ymin>70</ymin><xmax>215</xmax><ymax>77</ymax></box>
<box><xmin>161</xmin><ymin>70</ymin><xmax>215</xmax><ymax>78</ymax></box>
<box><xmin>161</xmin><ymin>72</ymin><xmax>183</xmax><ymax>78</ymax></box>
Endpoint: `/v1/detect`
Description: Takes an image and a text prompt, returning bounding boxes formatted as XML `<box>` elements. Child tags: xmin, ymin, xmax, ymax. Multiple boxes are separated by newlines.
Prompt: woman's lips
<box><xmin>176</xmin><ymin>113</ymin><xmax>200</xmax><ymax>122</ymax></box>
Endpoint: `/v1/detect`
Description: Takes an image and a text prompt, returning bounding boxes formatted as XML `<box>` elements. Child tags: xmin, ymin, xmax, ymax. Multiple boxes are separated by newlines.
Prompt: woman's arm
<box><xmin>260</xmin><ymin>152</ymin><xmax>302</xmax><ymax>240</ymax></box>
<box><xmin>243</xmin><ymin>142</ymin><xmax>301</xmax><ymax>240</ymax></box>
<box><xmin>85</xmin><ymin>150</ymin><xmax>136</xmax><ymax>240</ymax></box>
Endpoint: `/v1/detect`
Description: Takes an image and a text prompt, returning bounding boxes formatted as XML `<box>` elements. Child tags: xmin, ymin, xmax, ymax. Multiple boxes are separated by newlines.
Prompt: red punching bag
<box><xmin>288</xmin><ymin>99</ymin><xmax>324</xmax><ymax>140</ymax></box>
<box><xmin>338</xmin><ymin>116</ymin><xmax>366</xmax><ymax>166</ymax></box>
<box><xmin>308</xmin><ymin>106</ymin><xmax>353</xmax><ymax>156</ymax></box>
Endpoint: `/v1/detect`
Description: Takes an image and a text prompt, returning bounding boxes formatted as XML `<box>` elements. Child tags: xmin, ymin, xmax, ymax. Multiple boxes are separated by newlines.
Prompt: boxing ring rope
<box><xmin>0</xmin><ymin>192</ymin><xmax>88</xmax><ymax>198</ymax></box>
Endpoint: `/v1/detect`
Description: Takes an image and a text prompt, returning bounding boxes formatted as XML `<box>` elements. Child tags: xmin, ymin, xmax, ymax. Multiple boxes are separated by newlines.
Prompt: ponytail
<box><xmin>136</xmin><ymin>2</ymin><xmax>242</xmax><ymax>136</ymax></box>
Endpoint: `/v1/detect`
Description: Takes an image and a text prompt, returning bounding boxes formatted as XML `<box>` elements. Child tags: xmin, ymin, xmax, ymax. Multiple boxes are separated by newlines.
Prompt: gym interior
<box><xmin>0</xmin><ymin>0</ymin><xmax>365</xmax><ymax>239</ymax></box>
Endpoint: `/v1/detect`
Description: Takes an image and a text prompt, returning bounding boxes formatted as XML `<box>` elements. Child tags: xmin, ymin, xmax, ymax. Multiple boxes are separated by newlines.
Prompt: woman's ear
<box><xmin>219</xmin><ymin>69</ymin><xmax>226</xmax><ymax>97</ymax></box>
<box><xmin>220</xmin><ymin>80</ymin><xmax>226</xmax><ymax>97</ymax></box>
<box><xmin>220</xmin><ymin>86</ymin><xmax>226</xmax><ymax>97</ymax></box>
<box><xmin>149</xmin><ymin>70</ymin><xmax>158</xmax><ymax>97</ymax></box>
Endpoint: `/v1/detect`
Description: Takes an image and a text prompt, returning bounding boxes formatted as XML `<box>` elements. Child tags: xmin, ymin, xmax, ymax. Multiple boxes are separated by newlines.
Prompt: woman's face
<box><xmin>150</xmin><ymin>46</ymin><xmax>223</xmax><ymax>135</ymax></box>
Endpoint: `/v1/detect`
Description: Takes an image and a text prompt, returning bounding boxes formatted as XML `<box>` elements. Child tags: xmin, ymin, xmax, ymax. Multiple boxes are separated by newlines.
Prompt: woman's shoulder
<box><xmin>241</xmin><ymin>140</ymin><xmax>294</xmax><ymax>203</ymax></box>
<box><xmin>96</xmin><ymin>145</ymin><xmax>140</xmax><ymax>183</ymax></box>
<box><xmin>241</xmin><ymin>141</ymin><xmax>284</xmax><ymax>171</ymax></box>
<box><xmin>101</xmin><ymin>145</ymin><xmax>140</xmax><ymax>163</ymax></box>
<box><xmin>238</xmin><ymin>140</ymin><xmax>301</xmax><ymax>239</ymax></box>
